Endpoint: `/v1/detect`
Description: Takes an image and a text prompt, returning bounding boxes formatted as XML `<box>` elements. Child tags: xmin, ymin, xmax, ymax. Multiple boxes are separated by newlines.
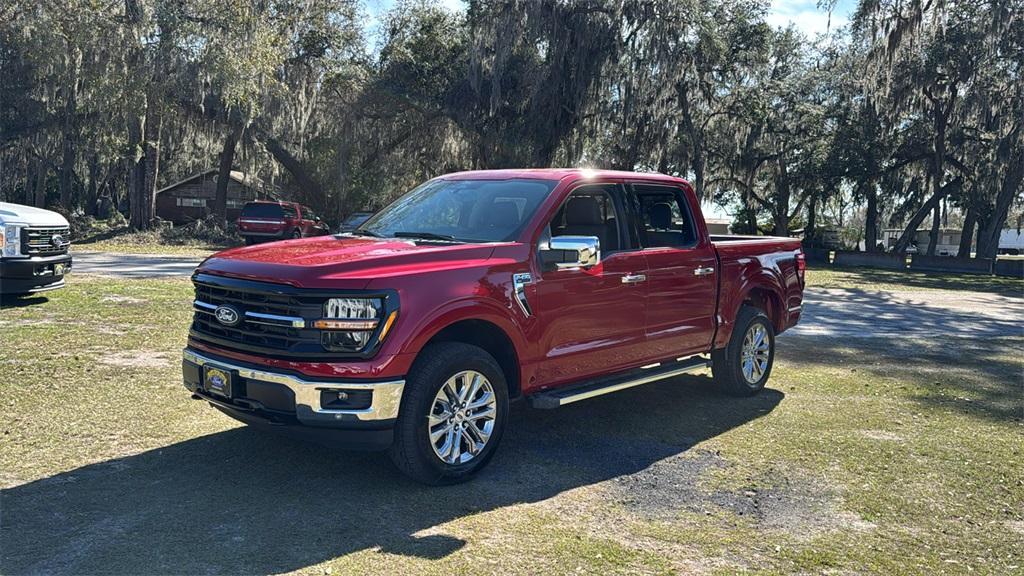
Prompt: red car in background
<box><xmin>237</xmin><ymin>201</ymin><xmax>330</xmax><ymax>244</ymax></box>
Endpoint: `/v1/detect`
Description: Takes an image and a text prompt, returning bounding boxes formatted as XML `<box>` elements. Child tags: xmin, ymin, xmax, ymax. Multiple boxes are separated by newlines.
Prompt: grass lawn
<box><xmin>1</xmin><ymin>274</ymin><xmax>1021</xmax><ymax>575</ymax></box>
<box><xmin>72</xmin><ymin>239</ymin><xmax>223</xmax><ymax>257</ymax></box>
<box><xmin>806</xmin><ymin>265</ymin><xmax>1023</xmax><ymax>295</ymax></box>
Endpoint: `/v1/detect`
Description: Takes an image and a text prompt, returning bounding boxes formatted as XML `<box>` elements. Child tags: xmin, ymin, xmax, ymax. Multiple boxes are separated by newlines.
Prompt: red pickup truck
<box><xmin>183</xmin><ymin>169</ymin><xmax>805</xmax><ymax>484</ymax></box>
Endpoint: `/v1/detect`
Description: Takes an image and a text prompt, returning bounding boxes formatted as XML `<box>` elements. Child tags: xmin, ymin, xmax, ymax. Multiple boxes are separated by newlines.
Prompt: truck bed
<box><xmin>709</xmin><ymin>234</ymin><xmax>804</xmax><ymax>345</ymax></box>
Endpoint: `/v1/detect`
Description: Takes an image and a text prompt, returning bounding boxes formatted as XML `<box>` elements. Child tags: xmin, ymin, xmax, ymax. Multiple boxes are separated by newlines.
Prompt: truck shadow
<box><xmin>1</xmin><ymin>377</ymin><xmax>782</xmax><ymax>575</ymax></box>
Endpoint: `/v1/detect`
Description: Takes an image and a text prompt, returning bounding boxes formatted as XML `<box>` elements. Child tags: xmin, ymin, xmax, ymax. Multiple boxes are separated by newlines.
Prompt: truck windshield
<box><xmin>357</xmin><ymin>179</ymin><xmax>555</xmax><ymax>242</ymax></box>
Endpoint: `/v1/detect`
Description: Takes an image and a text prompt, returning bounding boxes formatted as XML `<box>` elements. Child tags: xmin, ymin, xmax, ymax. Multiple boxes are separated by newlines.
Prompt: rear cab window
<box><xmin>240</xmin><ymin>203</ymin><xmax>285</xmax><ymax>219</ymax></box>
<box><xmin>631</xmin><ymin>184</ymin><xmax>698</xmax><ymax>248</ymax></box>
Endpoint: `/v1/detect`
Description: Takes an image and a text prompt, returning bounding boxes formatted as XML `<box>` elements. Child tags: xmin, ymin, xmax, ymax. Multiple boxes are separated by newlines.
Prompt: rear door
<box><xmin>628</xmin><ymin>182</ymin><xmax>718</xmax><ymax>359</ymax></box>
<box><xmin>281</xmin><ymin>204</ymin><xmax>300</xmax><ymax>236</ymax></box>
<box><xmin>530</xmin><ymin>183</ymin><xmax>651</xmax><ymax>387</ymax></box>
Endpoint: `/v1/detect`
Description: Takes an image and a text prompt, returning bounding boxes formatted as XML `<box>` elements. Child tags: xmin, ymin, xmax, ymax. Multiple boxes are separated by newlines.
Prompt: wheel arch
<box><xmin>715</xmin><ymin>270</ymin><xmax>786</xmax><ymax>349</ymax></box>
<box><xmin>743</xmin><ymin>285</ymin><xmax>784</xmax><ymax>333</ymax></box>
<box><xmin>402</xmin><ymin>302</ymin><xmax>527</xmax><ymax>400</ymax></box>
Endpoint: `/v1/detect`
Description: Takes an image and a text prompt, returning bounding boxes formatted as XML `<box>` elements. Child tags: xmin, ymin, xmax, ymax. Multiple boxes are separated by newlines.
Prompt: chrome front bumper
<box><xmin>182</xmin><ymin>348</ymin><xmax>405</xmax><ymax>424</ymax></box>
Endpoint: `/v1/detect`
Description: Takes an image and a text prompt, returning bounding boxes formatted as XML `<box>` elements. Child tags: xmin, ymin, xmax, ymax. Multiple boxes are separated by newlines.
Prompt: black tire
<box><xmin>244</xmin><ymin>237</ymin><xmax>256</xmax><ymax>245</ymax></box>
<box><xmin>291</xmin><ymin>229</ymin><xmax>302</xmax><ymax>239</ymax></box>
<box><xmin>388</xmin><ymin>342</ymin><xmax>509</xmax><ymax>485</ymax></box>
<box><xmin>711</xmin><ymin>305</ymin><xmax>775</xmax><ymax>396</ymax></box>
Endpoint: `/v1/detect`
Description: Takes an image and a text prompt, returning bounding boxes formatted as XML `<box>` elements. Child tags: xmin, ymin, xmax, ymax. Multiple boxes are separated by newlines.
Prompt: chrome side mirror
<box><xmin>540</xmin><ymin>235</ymin><xmax>601</xmax><ymax>270</ymax></box>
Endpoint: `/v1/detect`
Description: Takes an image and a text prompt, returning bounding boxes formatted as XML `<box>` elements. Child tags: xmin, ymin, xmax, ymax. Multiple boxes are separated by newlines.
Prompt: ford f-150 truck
<box><xmin>0</xmin><ymin>202</ymin><xmax>72</xmax><ymax>295</ymax></box>
<box><xmin>182</xmin><ymin>169</ymin><xmax>805</xmax><ymax>484</ymax></box>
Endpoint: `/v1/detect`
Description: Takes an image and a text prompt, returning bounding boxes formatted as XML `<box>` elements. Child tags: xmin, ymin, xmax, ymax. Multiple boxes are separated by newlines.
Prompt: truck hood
<box><xmin>199</xmin><ymin>235</ymin><xmax>501</xmax><ymax>289</ymax></box>
<box><xmin>0</xmin><ymin>202</ymin><xmax>70</xmax><ymax>227</ymax></box>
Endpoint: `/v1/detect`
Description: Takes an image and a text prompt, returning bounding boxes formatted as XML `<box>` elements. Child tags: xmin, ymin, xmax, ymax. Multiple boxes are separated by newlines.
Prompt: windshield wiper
<box><xmin>393</xmin><ymin>231</ymin><xmax>463</xmax><ymax>243</ymax></box>
<box><xmin>347</xmin><ymin>228</ymin><xmax>385</xmax><ymax>238</ymax></box>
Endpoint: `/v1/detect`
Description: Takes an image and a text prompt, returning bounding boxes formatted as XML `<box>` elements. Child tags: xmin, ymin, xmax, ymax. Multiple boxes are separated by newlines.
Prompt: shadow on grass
<box><xmin>0</xmin><ymin>295</ymin><xmax>49</xmax><ymax>308</ymax></box>
<box><xmin>781</xmin><ymin>335</ymin><xmax>1023</xmax><ymax>424</ymax></box>
<box><xmin>1</xmin><ymin>377</ymin><xmax>782</xmax><ymax>575</ymax></box>
<box><xmin>811</xmin><ymin>265</ymin><xmax>1024</xmax><ymax>296</ymax></box>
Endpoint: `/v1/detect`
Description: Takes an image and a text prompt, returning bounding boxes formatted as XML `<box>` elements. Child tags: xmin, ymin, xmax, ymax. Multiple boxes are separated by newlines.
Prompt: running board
<box><xmin>528</xmin><ymin>355</ymin><xmax>711</xmax><ymax>409</ymax></box>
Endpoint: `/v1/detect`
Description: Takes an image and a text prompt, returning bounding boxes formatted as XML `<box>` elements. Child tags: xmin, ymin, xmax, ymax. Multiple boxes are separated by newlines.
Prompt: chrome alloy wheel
<box><xmin>740</xmin><ymin>323</ymin><xmax>771</xmax><ymax>384</ymax></box>
<box><xmin>428</xmin><ymin>370</ymin><xmax>497</xmax><ymax>465</ymax></box>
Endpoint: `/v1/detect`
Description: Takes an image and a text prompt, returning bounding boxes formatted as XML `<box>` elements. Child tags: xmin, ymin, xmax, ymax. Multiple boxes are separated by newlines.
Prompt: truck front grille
<box><xmin>22</xmin><ymin>226</ymin><xmax>71</xmax><ymax>256</ymax></box>
<box><xmin>191</xmin><ymin>277</ymin><xmax>326</xmax><ymax>355</ymax></box>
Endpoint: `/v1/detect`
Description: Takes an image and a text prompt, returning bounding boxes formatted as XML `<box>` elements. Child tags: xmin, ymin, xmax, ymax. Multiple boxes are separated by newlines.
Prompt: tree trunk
<box><xmin>892</xmin><ymin>178</ymin><xmax>961</xmax><ymax>253</ymax></box>
<box><xmin>32</xmin><ymin>158</ymin><xmax>46</xmax><ymax>208</ymax></box>
<box><xmin>864</xmin><ymin>182</ymin><xmax>879</xmax><ymax>252</ymax></box>
<box><xmin>86</xmin><ymin>153</ymin><xmax>99</xmax><ymax>216</ymax></box>
<box><xmin>127</xmin><ymin>113</ymin><xmax>147</xmax><ymax>229</ymax></box>
<box><xmin>923</xmin><ymin>88</ymin><xmax>949</xmax><ymax>257</ymax></box>
<box><xmin>141</xmin><ymin>92</ymin><xmax>162</xmax><ymax>226</ymax></box>
<box><xmin>261</xmin><ymin>134</ymin><xmax>325</xmax><ymax>200</ymax></box>
<box><xmin>956</xmin><ymin>207</ymin><xmax>976</xmax><ymax>259</ymax></box>
<box><xmin>214</xmin><ymin>125</ymin><xmax>242</xmax><ymax>222</ymax></box>
<box><xmin>677</xmin><ymin>81</ymin><xmax>705</xmax><ymax>201</ymax></box>
<box><xmin>803</xmin><ymin>193</ymin><xmax>818</xmax><ymax>249</ymax></box>
<box><xmin>976</xmin><ymin>130</ymin><xmax>1023</xmax><ymax>259</ymax></box>
<box><xmin>59</xmin><ymin>46</ymin><xmax>81</xmax><ymax>209</ymax></box>
<box><xmin>926</xmin><ymin>203</ymin><xmax>940</xmax><ymax>256</ymax></box>
<box><xmin>774</xmin><ymin>156</ymin><xmax>791</xmax><ymax>237</ymax></box>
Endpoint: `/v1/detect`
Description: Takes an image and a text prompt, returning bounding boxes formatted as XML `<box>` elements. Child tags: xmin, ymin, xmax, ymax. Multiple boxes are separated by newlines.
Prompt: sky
<box><xmin>766</xmin><ymin>0</ymin><xmax>859</xmax><ymax>37</ymax></box>
<box><xmin>365</xmin><ymin>0</ymin><xmax>860</xmax><ymax>37</ymax></box>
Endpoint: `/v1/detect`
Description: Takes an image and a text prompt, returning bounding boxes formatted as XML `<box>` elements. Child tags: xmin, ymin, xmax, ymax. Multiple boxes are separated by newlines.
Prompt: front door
<box><xmin>630</xmin><ymin>183</ymin><xmax>718</xmax><ymax>359</ymax></box>
<box><xmin>530</xmin><ymin>184</ymin><xmax>651</xmax><ymax>388</ymax></box>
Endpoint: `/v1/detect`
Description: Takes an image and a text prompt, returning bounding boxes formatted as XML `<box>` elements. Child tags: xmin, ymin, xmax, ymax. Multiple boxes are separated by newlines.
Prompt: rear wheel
<box><xmin>712</xmin><ymin>305</ymin><xmax>775</xmax><ymax>396</ymax></box>
<box><xmin>388</xmin><ymin>342</ymin><xmax>508</xmax><ymax>485</ymax></box>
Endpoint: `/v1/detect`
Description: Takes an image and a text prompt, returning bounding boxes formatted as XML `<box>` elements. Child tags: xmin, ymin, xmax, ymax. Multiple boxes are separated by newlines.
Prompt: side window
<box><xmin>634</xmin><ymin>185</ymin><xmax>697</xmax><ymax>248</ymax></box>
<box><xmin>304</xmin><ymin>207</ymin><xmax>318</xmax><ymax>221</ymax></box>
<box><xmin>548</xmin><ymin>185</ymin><xmax>623</xmax><ymax>252</ymax></box>
<box><xmin>282</xmin><ymin>205</ymin><xmax>298</xmax><ymax>219</ymax></box>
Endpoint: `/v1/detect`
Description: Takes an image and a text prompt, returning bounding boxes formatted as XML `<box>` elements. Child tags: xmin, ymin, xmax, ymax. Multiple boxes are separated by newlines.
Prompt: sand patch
<box><xmin>98</xmin><ymin>351</ymin><xmax>172</xmax><ymax>368</ymax></box>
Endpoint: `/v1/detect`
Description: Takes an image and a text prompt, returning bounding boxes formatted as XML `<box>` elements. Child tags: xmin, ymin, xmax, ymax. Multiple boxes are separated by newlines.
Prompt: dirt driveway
<box><xmin>71</xmin><ymin>251</ymin><xmax>202</xmax><ymax>278</ymax></box>
<box><xmin>792</xmin><ymin>287</ymin><xmax>1023</xmax><ymax>339</ymax></box>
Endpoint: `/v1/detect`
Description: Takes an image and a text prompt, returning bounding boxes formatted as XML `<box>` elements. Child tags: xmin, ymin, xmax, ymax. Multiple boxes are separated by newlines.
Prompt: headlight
<box><xmin>0</xmin><ymin>224</ymin><xmax>22</xmax><ymax>257</ymax></box>
<box><xmin>317</xmin><ymin>297</ymin><xmax>383</xmax><ymax>351</ymax></box>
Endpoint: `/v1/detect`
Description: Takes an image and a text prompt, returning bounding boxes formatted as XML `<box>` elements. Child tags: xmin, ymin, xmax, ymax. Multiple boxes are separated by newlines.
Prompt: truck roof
<box><xmin>439</xmin><ymin>168</ymin><xmax>689</xmax><ymax>185</ymax></box>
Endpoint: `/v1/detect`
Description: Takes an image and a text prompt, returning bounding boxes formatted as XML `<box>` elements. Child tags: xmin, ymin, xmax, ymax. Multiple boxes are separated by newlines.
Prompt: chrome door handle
<box><xmin>622</xmin><ymin>273</ymin><xmax>647</xmax><ymax>284</ymax></box>
<box><xmin>694</xmin><ymin>267</ymin><xmax>715</xmax><ymax>276</ymax></box>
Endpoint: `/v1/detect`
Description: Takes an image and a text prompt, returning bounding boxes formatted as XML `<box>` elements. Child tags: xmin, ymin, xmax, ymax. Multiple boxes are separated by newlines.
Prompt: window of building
<box><xmin>176</xmin><ymin>197</ymin><xmax>207</xmax><ymax>208</ymax></box>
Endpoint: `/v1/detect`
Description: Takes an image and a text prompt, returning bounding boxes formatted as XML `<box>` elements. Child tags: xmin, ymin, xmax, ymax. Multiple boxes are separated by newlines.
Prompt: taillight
<box><xmin>796</xmin><ymin>251</ymin><xmax>806</xmax><ymax>285</ymax></box>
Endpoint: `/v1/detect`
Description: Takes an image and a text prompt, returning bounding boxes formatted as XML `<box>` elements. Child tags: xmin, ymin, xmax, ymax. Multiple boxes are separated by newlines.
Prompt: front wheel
<box><xmin>291</xmin><ymin>229</ymin><xmax>302</xmax><ymax>239</ymax></box>
<box><xmin>711</xmin><ymin>305</ymin><xmax>775</xmax><ymax>396</ymax></box>
<box><xmin>388</xmin><ymin>342</ymin><xmax>509</xmax><ymax>485</ymax></box>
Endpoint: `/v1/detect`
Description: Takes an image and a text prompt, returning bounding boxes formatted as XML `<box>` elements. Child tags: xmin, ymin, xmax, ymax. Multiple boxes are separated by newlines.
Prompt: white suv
<box><xmin>0</xmin><ymin>202</ymin><xmax>72</xmax><ymax>295</ymax></box>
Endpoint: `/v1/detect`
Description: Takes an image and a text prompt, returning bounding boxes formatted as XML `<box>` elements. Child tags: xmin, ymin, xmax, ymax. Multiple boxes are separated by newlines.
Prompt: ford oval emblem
<box><xmin>214</xmin><ymin>305</ymin><xmax>241</xmax><ymax>326</ymax></box>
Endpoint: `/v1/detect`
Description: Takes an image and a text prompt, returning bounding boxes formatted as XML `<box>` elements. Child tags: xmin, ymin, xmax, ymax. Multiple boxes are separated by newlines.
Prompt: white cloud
<box><xmin>767</xmin><ymin>0</ymin><xmax>849</xmax><ymax>37</ymax></box>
